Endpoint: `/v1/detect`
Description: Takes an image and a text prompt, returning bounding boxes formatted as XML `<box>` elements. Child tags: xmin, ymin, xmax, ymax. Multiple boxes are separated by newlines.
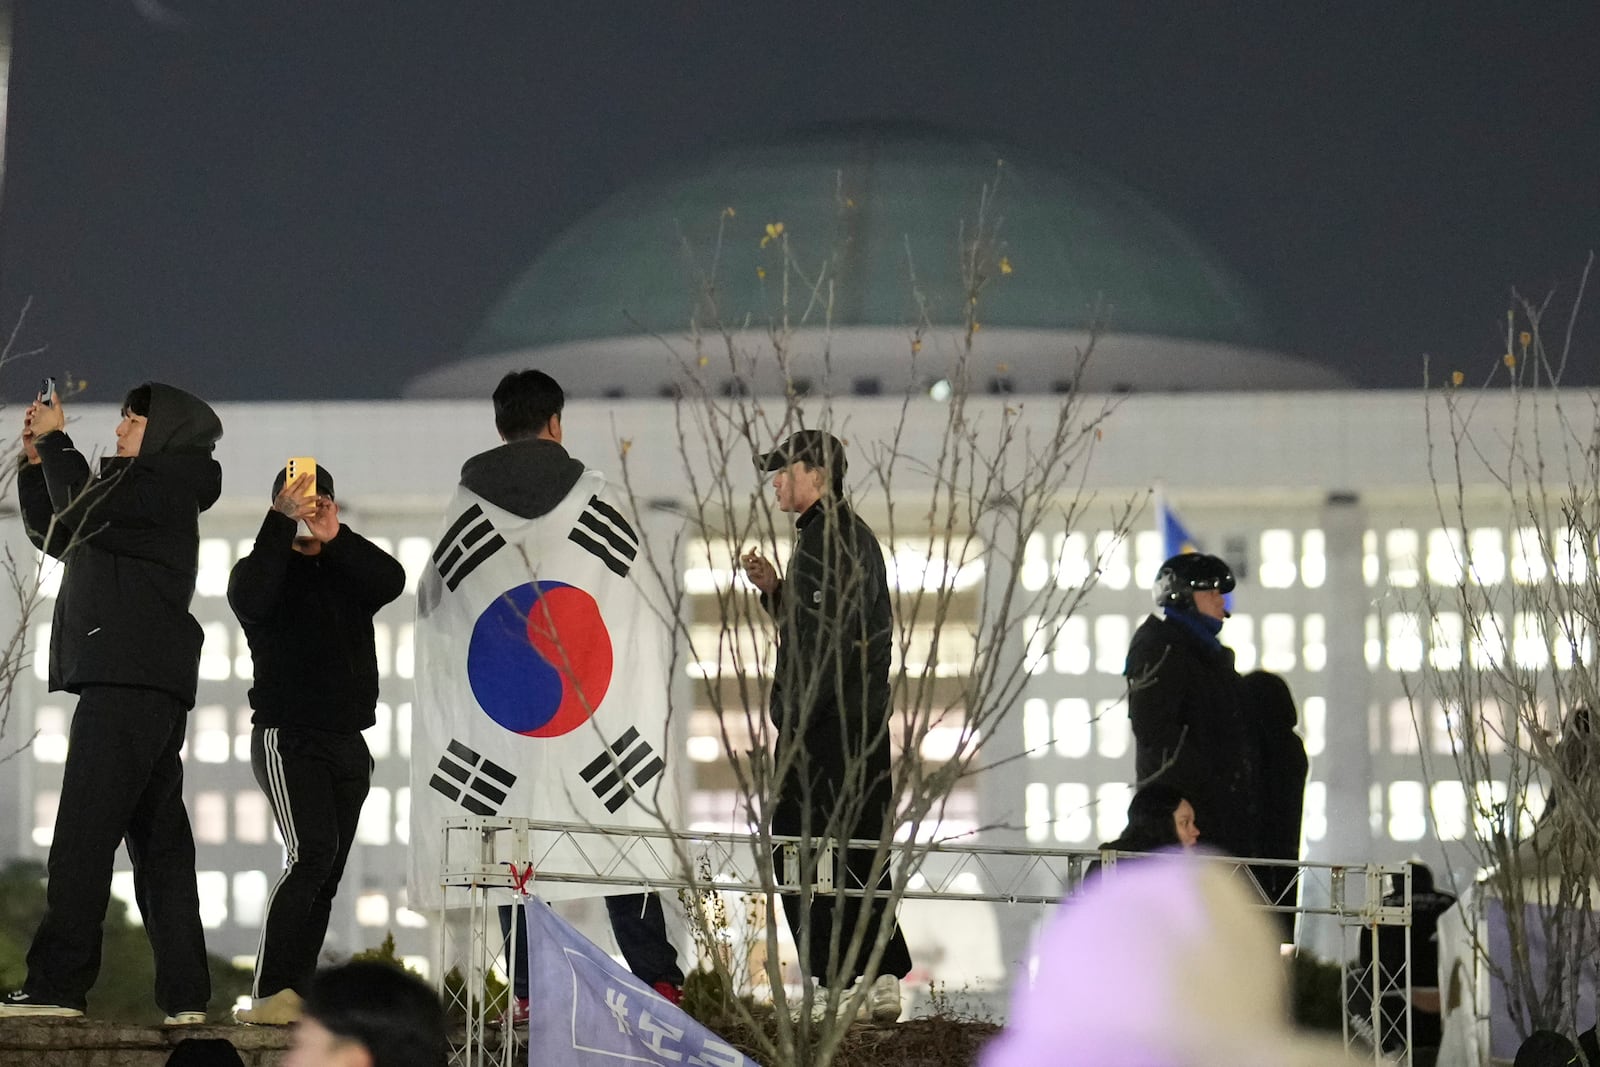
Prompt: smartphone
<box><xmin>284</xmin><ymin>456</ymin><xmax>318</xmax><ymax>500</ymax></box>
<box><xmin>39</xmin><ymin>377</ymin><xmax>56</xmax><ymax>407</ymax></box>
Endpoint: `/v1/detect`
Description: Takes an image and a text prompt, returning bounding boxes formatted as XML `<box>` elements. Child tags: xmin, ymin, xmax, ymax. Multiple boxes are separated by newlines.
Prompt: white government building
<box><xmin>0</xmin><ymin>126</ymin><xmax>1550</xmax><ymax>987</ymax></box>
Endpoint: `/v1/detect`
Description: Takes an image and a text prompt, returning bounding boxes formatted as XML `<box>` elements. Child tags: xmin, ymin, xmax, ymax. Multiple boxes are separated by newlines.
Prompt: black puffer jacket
<box><xmin>1124</xmin><ymin>611</ymin><xmax>1257</xmax><ymax>857</ymax></box>
<box><xmin>18</xmin><ymin>383</ymin><xmax>223</xmax><ymax>707</ymax></box>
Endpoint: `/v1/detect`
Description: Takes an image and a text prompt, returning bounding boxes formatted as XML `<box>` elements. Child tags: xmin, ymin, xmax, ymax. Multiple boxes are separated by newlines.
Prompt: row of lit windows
<box><xmin>1366</xmin><ymin>527</ymin><xmax>1591</xmax><ymax>589</ymax></box>
<box><xmin>33</xmin><ymin>786</ymin><xmax>412</xmax><ymax>850</ymax></box>
<box><xmin>106</xmin><ymin>869</ymin><xmax>429</xmax><ymax>938</ymax></box>
<box><xmin>682</xmin><ymin>622</ymin><xmax>978</xmax><ymax>679</ymax></box>
<box><xmin>1022</xmin><ymin>613</ymin><xmax>1327</xmax><ymax>676</ymax></box>
<box><xmin>1021</xmin><ymin>697</ymin><xmax>1328</xmax><ymax>761</ymax></box>
<box><xmin>1019</xmin><ymin>529</ymin><xmax>1327</xmax><ymax>593</ymax></box>
<box><xmin>683</xmin><ymin>537</ymin><xmax>988</xmax><ymax>597</ymax></box>
<box><xmin>1022</xmin><ymin>780</ymin><xmax>1327</xmax><ymax>847</ymax></box>
<box><xmin>1366</xmin><ymin>611</ymin><xmax>1591</xmax><ymax>672</ymax></box>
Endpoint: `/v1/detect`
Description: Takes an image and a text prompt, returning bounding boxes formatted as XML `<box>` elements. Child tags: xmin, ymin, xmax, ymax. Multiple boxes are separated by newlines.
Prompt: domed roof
<box><xmin>466</xmin><ymin>123</ymin><xmax>1275</xmax><ymax>357</ymax></box>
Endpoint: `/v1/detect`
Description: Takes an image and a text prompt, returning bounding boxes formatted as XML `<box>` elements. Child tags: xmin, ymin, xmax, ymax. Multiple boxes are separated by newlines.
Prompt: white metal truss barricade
<box><xmin>433</xmin><ymin>817</ymin><xmax>1415</xmax><ymax>1066</ymax></box>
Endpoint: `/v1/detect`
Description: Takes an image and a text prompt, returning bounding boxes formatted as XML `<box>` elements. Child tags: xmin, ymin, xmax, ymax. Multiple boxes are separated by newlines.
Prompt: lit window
<box><xmin>1513</xmin><ymin>612</ymin><xmax>1549</xmax><ymax>669</ymax></box>
<box><xmin>1430</xmin><ymin>613</ymin><xmax>1463</xmax><ymax>670</ymax></box>
<box><xmin>1054</xmin><ymin>699</ymin><xmax>1092</xmax><ymax>759</ymax></box>
<box><xmin>193</xmin><ymin>791</ymin><xmax>227</xmax><ymax>844</ymax></box>
<box><xmin>1362</xmin><ymin>531</ymin><xmax>1379</xmax><ymax>587</ymax></box>
<box><xmin>1259</xmin><ymin>530</ymin><xmax>1297</xmax><ymax>588</ymax></box>
<box><xmin>1430</xmin><ymin>703</ymin><xmax>1457</xmax><ymax>756</ymax></box>
<box><xmin>1260</xmin><ymin>614</ymin><xmax>1299</xmax><ymax>671</ymax></box>
<box><xmin>1388</xmin><ymin>781</ymin><xmax>1426</xmax><ymax>841</ymax></box>
<box><xmin>1473</xmin><ymin>781</ymin><xmax>1509</xmax><ymax>840</ymax></box>
<box><xmin>1364</xmin><ymin>615</ymin><xmax>1381</xmax><ymax>670</ymax></box>
<box><xmin>886</xmin><ymin>537</ymin><xmax>986</xmax><ymax>594</ymax></box>
<box><xmin>1512</xmin><ymin>527</ymin><xmax>1547</xmax><ymax>584</ymax></box>
<box><xmin>1094</xmin><ymin>532</ymin><xmax>1130</xmax><ymax>591</ymax></box>
<box><xmin>398</xmin><ymin>537</ymin><xmax>433</xmax><ymax>594</ymax></box>
<box><xmin>1431</xmin><ymin>781</ymin><xmax>1467</xmax><ymax>841</ymax></box>
<box><xmin>1554</xmin><ymin>614</ymin><xmax>1591</xmax><ymax>670</ymax></box>
<box><xmin>1024</xmin><ymin>783</ymin><xmax>1051</xmax><ymax>844</ymax></box>
<box><xmin>395</xmin><ymin>624</ymin><xmax>415</xmax><ymax>680</ymax></box>
<box><xmin>403</xmin><ymin>957</ymin><xmax>431</xmax><ymax>980</ymax></box>
<box><xmin>34</xmin><ymin>550</ymin><xmax>64</xmax><ymax>599</ymax></box>
<box><xmin>235</xmin><ymin>792</ymin><xmax>269</xmax><ymax>844</ymax></box>
<box><xmin>396</xmin><ymin>702</ymin><xmax>411</xmax><ymax>758</ymax></box>
<box><xmin>232</xmin><ymin>870</ymin><xmax>268</xmax><ymax>928</ymax></box>
<box><xmin>1095</xmin><ymin>700</ymin><xmax>1128</xmax><ymax>758</ymax></box>
<box><xmin>1386</xmin><ymin>530</ymin><xmax>1420</xmax><ymax>588</ymax></box>
<box><xmin>1520</xmin><ymin>782</ymin><xmax>1546</xmax><ymax>838</ymax></box>
<box><xmin>1478</xmin><ymin>700</ymin><xmax>1508</xmax><ymax>756</ymax></box>
<box><xmin>1301</xmin><ymin>614</ymin><xmax>1326</xmax><ymax>672</ymax></box>
<box><xmin>1019</xmin><ymin>533</ymin><xmax>1049</xmax><ymax>592</ymax></box>
<box><xmin>1054</xmin><ymin>784</ymin><xmax>1091</xmax><ymax>843</ymax></box>
<box><xmin>1023</xmin><ymin>699</ymin><xmax>1050</xmax><ymax>758</ymax></box>
<box><xmin>1302</xmin><ymin>697</ymin><xmax>1326</xmax><ymax>757</ymax></box>
<box><xmin>1469</xmin><ymin>528</ymin><xmax>1506</xmax><ymax>586</ymax></box>
<box><xmin>33</xmin><ymin>791</ymin><xmax>58</xmax><ymax>847</ymax></box>
<box><xmin>1096</xmin><ymin>782</ymin><xmax>1131</xmax><ymax>843</ymax></box>
<box><xmin>1555</xmin><ymin>527</ymin><xmax>1590</xmax><ymax>584</ymax></box>
<box><xmin>357</xmin><ymin>787</ymin><xmax>391</xmax><ymax>845</ymax></box>
<box><xmin>374</xmin><ymin>623</ymin><xmax>392</xmax><ymax>679</ymax></box>
<box><xmin>1301</xmin><ymin>530</ymin><xmax>1326</xmax><ymax>589</ymax></box>
<box><xmin>1093</xmin><ymin>616</ymin><xmax>1129</xmax><ymax>675</ymax></box>
<box><xmin>1388</xmin><ymin>700</ymin><xmax>1418</xmax><ymax>755</ymax></box>
<box><xmin>1132</xmin><ymin>531</ymin><xmax>1164</xmax><ymax>590</ymax></box>
<box><xmin>357</xmin><ymin>892</ymin><xmax>390</xmax><ymax>927</ymax></box>
<box><xmin>192</xmin><ymin>706</ymin><xmax>231</xmax><ymax>763</ymax></box>
<box><xmin>235</xmin><ymin>708</ymin><xmax>253</xmax><ymax>762</ymax></box>
<box><xmin>199</xmin><ymin>622</ymin><xmax>232</xmax><ymax>681</ymax></box>
<box><xmin>395</xmin><ymin>787</ymin><xmax>410</xmax><ymax>845</ymax></box>
<box><xmin>1051</xmin><ymin>615</ymin><xmax>1090</xmax><ymax>675</ymax></box>
<box><xmin>1426</xmin><ymin>528</ymin><xmax>1463</xmax><ymax>587</ymax></box>
<box><xmin>32</xmin><ymin>624</ymin><xmax>51</xmax><ymax>681</ymax></box>
<box><xmin>196</xmin><ymin>539</ymin><xmax>232</xmax><ymax>597</ymax></box>
<box><xmin>1385</xmin><ymin>613</ymin><xmax>1423</xmax><ymax>673</ymax></box>
<box><xmin>234</xmin><ymin>629</ymin><xmax>253</xmax><ymax>685</ymax></box>
<box><xmin>1228</xmin><ymin>614</ymin><xmax>1256</xmax><ymax>673</ymax></box>
<box><xmin>1470</xmin><ymin>613</ymin><xmax>1506</xmax><ymax>669</ymax></box>
<box><xmin>1023</xmin><ymin>616</ymin><xmax>1048</xmax><ymax>676</ymax></box>
<box><xmin>197</xmin><ymin>871</ymin><xmax>228</xmax><ymax>929</ymax></box>
<box><xmin>1052</xmin><ymin>532</ymin><xmax>1092</xmax><ymax>589</ymax></box>
<box><xmin>1302</xmin><ymin>782</ymin><xmax>1326</xmax><ymax>842</ymax></box>
<box><xmin>686</xmin><ymin>735</ymin><xmax>722</xmax><ymax>762</ymax></box>
<box><xmin>112</xmin><ymin>871</ymin><xmax>140</xmax><ymax>923</ymax></box>
<box><xmin>33</xmin><ymin>706</ymin><xmax>67</xmax><ymax>763</ymax></box>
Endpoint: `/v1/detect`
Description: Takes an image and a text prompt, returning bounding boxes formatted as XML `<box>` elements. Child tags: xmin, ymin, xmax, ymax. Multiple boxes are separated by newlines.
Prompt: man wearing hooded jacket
<box><xmin>1</xmin><ymin>383</ymin><xmax>222</xmax><ymax>1021</ymax></box>
<box><xmin>1124</xmin><ymin>553</ymin><xmax>1258</xmax><ymax>860</ymax></box>
<box><xmin>462</xmin><ymin>370</ymin><xmax>684</xmax><ymax>1023</ymax></box>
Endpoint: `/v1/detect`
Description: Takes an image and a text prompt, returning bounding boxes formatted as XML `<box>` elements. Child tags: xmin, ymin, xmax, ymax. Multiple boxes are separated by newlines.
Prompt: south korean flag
<box><xmin>408</xmin><ymin>468</ymin><xmax>680</xmax><ymax>908</ymax></box>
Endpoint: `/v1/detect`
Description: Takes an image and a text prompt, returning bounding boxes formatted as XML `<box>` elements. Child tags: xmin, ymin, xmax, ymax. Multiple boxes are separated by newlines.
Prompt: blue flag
<box><xmin>1158</xmin><ymin>496</ymin><xmax>1201</xmax><ymax>559</ymax></box>
<box><xmin>525</xmin><ymin>896</ymin><xmax>762</xmax><ymax>1067</ymax></box>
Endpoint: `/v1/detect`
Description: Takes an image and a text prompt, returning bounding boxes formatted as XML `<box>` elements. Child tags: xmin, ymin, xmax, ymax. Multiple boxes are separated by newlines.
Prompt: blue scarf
<box><xmin>1166</xmin><ymin>606</ymin><xmax>1224</xmax><ymax>652</ymax></box>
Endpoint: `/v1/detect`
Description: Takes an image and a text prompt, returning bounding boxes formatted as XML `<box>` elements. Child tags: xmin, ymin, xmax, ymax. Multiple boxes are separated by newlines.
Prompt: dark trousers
<box><xmin>249</xmin><ymin>726</ymin><xmax>371</xmax><ymax>998</ymax></box>
<box><xmin>499</xmin><ymin>894</ymin><xmax>684</xmax><ymax>999</ymax></box>
<box><xmin>24</xmin><ymin>686</ymin><xmax>210</xmax><ymax>1014</ymax></box>
<box><xmin>773</xmin><ymin>735</ymin><xmax>913</xmax><ymax>989</ymax></box>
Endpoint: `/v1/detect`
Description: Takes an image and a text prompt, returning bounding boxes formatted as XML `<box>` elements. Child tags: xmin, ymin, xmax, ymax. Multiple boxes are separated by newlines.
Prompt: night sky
<box><xmin>1</xmin><ymin>2</ymin><xmax>1596</xmax><ymax>401</ymax></box>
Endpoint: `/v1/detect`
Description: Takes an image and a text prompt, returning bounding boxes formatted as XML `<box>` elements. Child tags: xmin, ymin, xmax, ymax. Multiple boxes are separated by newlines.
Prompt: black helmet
<box><xmin>1154</xmin><ymin>552</ymin><xmax>1234</xmax><ymax>610</ymax></box>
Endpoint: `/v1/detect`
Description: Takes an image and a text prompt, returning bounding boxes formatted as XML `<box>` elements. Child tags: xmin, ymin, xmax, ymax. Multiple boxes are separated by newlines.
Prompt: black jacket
<box><xmin>18</xmin><ymin>383</ymin><xmax>223</xmax><ymax>707</ymax></box>
<box><xmin>762</xmin><ymin>500</ymin><xmax>893</xmax><ymax>764</ymax></box>
<box><xmin>1124</xmin><ymin>611</ymin><xmax>1257</xmax><ymax>857</ymax></box>
<box><xmin>228</xmin><ymin>510</ymin><xmax>406</xmax><ymax>731</ymax></box>
<box><xmin>1241</xmin><ymin>670</ymin><xmax>1308</xmax><ymax>865</ymax></box>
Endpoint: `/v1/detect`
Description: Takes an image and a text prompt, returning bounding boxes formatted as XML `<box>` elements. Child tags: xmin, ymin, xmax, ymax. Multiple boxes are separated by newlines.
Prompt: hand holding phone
<box><xmin>285</xmin><ymin>457</ymin><xmax>318</xmax><ymax>500</ymax></box>
<box><xmin>39</xmin><ymin>377</ymin><xmax>57</xmax><ymax>408</ymax></box>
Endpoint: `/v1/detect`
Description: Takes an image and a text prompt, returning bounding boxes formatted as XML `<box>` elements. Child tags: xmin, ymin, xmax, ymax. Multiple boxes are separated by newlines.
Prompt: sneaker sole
<box><xmin>0</xmin><ymin>1007</ymin><xmax>84</xmax><ymax>1018</ymax></box>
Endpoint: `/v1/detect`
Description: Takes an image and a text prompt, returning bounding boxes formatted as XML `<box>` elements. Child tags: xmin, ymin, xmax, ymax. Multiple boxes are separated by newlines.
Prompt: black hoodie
<box><xmin>19</xmin><ymin>383</ymin><xmax>223</xmax><ymax>706</ymax></box>
<box><xmin>458</xmin><ymin>437</ymin><xmax>585</xmax><ymax>519</ymax></box>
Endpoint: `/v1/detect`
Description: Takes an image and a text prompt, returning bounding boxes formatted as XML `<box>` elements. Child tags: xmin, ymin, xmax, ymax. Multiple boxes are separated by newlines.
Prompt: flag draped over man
<box><xmin>408</xmin><ymin>466</ymin><xmax>678</xmax><ymax>909</ymax></box>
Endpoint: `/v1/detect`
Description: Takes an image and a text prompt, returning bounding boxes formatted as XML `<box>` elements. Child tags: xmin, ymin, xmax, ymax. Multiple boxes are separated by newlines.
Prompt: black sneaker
<box><xmin>0</xmin><ymin>991</ymin><xmax>84</xmax><ymax>1018</ymax></box>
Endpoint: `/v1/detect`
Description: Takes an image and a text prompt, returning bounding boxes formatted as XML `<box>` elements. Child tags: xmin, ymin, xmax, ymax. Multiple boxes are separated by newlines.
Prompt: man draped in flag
<box><xmin>408</xmin><ymin>370</ymin><xmax>684</xmax><ymax>1023</ymax></box>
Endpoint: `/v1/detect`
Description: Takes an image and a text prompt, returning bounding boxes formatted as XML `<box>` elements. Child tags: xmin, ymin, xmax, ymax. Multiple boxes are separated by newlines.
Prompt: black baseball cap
<box><xmin>758</xmin><ymin>430</ymin><xmax>847</xmax><ymax>476</ymax></box>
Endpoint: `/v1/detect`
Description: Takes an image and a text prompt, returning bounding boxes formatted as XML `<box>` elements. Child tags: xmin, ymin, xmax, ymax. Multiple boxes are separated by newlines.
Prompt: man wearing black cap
<box><xmin>742</xmin><ymin>429</ymin><xmax>912</xmax><ymax>1023</ymax></box>
<box><xmin>1123</xmin><ymin>552</ymin><xmax>1258</xmax><ymax>858</ymax></box>
<box><xmin>228</xmin><ymin>464</ymin><xmax>406</xmax><ymax>1025</ymax></box>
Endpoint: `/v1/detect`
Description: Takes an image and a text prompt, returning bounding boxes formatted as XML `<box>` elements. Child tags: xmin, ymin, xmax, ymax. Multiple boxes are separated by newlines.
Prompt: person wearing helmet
<box><xmin>1122</xmin><ymin>553</ymin><xmax>1258</xmax><ymax>858</ymax></box>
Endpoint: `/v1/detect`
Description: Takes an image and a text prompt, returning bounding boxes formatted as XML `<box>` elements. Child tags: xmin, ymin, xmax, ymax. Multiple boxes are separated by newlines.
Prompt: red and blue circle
<box><xmin>466</xmin><ymin>581</ymin><xmax>614</xmax><ymax>737</ymax></box>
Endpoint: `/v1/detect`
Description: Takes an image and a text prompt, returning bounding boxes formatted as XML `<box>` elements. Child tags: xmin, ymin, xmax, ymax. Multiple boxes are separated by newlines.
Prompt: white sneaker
<box><xmin>163</xmin><ymin>1011</ymin><xmax>207</xmax><ymax>1026</ymax></box>
<box><xmin>235</xmin><ymin>988</ymin><xmax>303</xmax><ymax>1026</ymax></box>
<box><xmin>787</xmin><ymin>988</ymin><xmax>853</xmax><ymax>1025</ymax></box>
<box><xmin>861</xmin><ymin>974</ymin><xmax>901</xmax><ymax>1023</ymax></box>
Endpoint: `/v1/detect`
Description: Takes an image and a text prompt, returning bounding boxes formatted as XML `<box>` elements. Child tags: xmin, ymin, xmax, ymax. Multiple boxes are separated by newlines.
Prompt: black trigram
<box><xmin>568</xmin><ymin>496</ymin><xmax>637</xmax><ymax>578</ymax></box>
<box><xmin>434</xmin><ymin>504</ymin><xmax>506</xmax><ymax>592</ymax></box>
<box><xmin>579</xmin><ymin>726</ymin><xmax>664</xmax><ymax>814</ymax></box>
<box><xmin>428</xmin><ymin>739</ymin><xmax>517</xmax><ymax>816</ymax></box>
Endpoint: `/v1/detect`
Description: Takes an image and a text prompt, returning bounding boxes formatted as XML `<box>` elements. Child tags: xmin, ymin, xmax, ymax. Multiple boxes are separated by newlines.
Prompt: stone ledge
<box><xmin>0</xmin><ymin>1019</ymin><xmax>291</xmax><ymax>1067</ymax></box>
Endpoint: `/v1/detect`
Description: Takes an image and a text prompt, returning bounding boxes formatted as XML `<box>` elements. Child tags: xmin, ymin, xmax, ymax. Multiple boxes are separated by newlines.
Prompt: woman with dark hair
<box><xmin>1102</xmin><ymin>783</ymin><xmax>1202</xmax><ymax>853</ymax></box>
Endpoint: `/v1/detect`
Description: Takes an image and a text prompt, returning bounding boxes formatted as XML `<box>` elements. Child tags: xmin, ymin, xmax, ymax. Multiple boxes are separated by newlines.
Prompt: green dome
<box><xmin>467</xmin><ymin>124</ymin><xmax>1273</xmax><ymax>356</ymax></box>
